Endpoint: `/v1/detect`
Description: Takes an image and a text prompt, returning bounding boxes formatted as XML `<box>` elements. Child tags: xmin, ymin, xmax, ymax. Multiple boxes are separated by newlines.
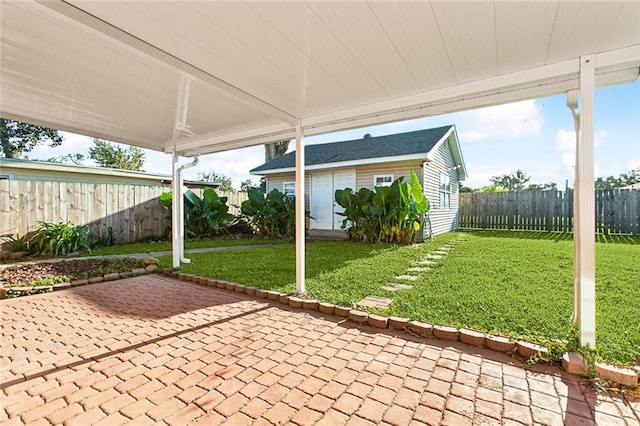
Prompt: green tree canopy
<box><xmin>595</xmin><ymin>168</ymin><xmax>640</xmax><ymax>189</ymax></box>
<box><xmin>526</xmin><ymin>182</ymin><xmax>557</xmax><ymax>191</ymax></box>
<box><xmin>489</xmin><ymin>169</ymin><xmax>531</xmax><ymax>191</ymax></box>
<box><xmin>0</xmin><ymin>118</ymin><xmax>63</xmax><ymax>158</ymax></box>
<box><xmin>240</xmin><ymin>179</ymin><xmax>259</xmax><ymax>192</ymax></box>
<box><xmin>198</xmin><ymin>171</ymin><xmax>234</xmax><ymax>192</ymax></box>
<box><xmin>88</xmin><ymin>139</ymin><xmax>145</xmax><ymax>171</ymax></box>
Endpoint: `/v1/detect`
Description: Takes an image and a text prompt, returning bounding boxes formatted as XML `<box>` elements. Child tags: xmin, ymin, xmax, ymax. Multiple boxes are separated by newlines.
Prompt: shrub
<box><xmin>160</xmin><ymin>187</ymin><xmax>235</xmax><ymax>238</ymax></box>
<box><xmin>32</xmin><ymin>221</ymin><xmax>91</xmax><ymax>256</ymax></box>
<box><xmin>240</xmin><ymin>188</ymin><xmax>297</xmax><ymax>239</ymax></box>
<box><xmin>335</xmin><ymin>170</ymin><xmax>429</xmax><ymax>243</ymax></box>
<box><xmin>1</xmin><ymin>231</ymin><xmax>38</xmax><ymax>253</ymax></box>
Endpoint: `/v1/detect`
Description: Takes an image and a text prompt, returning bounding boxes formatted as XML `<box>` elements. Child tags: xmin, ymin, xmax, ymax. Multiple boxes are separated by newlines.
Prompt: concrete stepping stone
<box><xmin>407</xmin><ymin>267</ymin><xmax>430</xmax><ymax>272</ymax></box>
<box><xmin>417</xmin><ymin>260</ymin><xmax>437</xmax><ymax>265</ymax></box>
<box><xmin>384</xmin><ymin>282</ymin><xmax>414</xmax><ymax>290</ymax></box>
<box><xmin>395</xmin><ymin>274</ymin><xmax>419</xmax><ymax>281</ymax></box>
<box><xmin>357</xmin><ymin>295</ymin><xmax>393</xmax><ymax>308</ymax></box>
<box><xmin>426</xmin><ymin>254</ymin><xmax>443</xmax><ymax>260</ymax></box>
<box><xmin>439</xmin><ymin>247</ymin><xmax>453</xmax><ymax>251</ymax></box>
<box><xmin>433</xmin><ymin>250</ymin><xmax>448</xmax><ymax>256</ymax></box>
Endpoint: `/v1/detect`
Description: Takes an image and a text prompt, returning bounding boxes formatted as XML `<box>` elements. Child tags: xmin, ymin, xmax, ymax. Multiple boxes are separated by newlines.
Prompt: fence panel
<box><xmin>0</xmin><ymin>180</ymin><xmax>247</xmax><ymax>242</ymax></box>
<box><xmin>459</xmin><ymin>189</ymin><xmax>639</xmax><ymax>235</ymax></box>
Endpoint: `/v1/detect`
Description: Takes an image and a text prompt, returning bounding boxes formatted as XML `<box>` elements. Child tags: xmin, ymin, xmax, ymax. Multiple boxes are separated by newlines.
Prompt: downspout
<box><xmin>178</xmin><ymin>155</ymin><xmax>199</xmax><ymax>264</ymax></box>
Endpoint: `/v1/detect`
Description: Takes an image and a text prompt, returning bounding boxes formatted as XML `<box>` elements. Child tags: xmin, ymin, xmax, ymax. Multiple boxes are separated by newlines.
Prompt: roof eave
<box><xmin>250</xmin><ymin>153</ymin><xmax>428</xmax><ymax>176</ymax></box>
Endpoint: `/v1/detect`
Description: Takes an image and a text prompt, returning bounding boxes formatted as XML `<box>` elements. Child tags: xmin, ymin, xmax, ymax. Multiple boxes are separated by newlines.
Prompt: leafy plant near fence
<box><xmin>160</xmin><ymin>187</ymin><xmax>235</xmax><ymax>238</ymax></box>
<box><xmin>240</xmin><ymin>188</ymin><xmax>297</xmax><ymax>239</ymax></box>
<box><xmin>1</xmin><ymin>231</ymin><xmax>38</xmax><ymax>253</ymax></box>
<box><xmin>335</xmin><ymin>170</ymin><xmax>429</xmax><ymax>243</ymax></box>
<box><xmin>31</xmin><ymin>221</ymin><xmax>91</xmax><ymax>256</ymax></box>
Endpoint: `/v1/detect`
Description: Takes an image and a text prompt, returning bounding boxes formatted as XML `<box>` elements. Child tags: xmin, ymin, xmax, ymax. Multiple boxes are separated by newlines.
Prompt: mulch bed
<box><xmin>0</xmin><ymin>258</ymin><xmax>147</xmax><ymax>286</ymax></box>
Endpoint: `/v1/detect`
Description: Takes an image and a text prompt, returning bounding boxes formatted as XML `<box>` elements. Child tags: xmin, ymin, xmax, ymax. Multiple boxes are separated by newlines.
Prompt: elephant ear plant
<box><xmin>335</xmin><ymin>169</ymin><xmax>429</xmax><ymax>243</ymax></box>
<box><xmin>160</xmin><ymin>187</ymin><xmax>235</xmax><ymax>238</ymax></box>
<box><xmin>241</xmin><ymin>188</ymin><xmax>307</xmax><ymax>239</ymax></box>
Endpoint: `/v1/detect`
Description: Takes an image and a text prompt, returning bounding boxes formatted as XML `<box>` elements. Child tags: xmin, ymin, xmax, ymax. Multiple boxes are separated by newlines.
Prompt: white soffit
<box><xmin>1</xmin><ymin>0</ymin><xmax>639</xmax><ymax>157</ymax></box>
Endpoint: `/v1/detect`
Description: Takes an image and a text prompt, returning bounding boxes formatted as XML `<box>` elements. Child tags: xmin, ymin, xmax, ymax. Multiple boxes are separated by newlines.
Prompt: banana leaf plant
<box><xmin>159</xmin><ymin>187</ymin><xmax>234</xmax><ymax>238</ymax></box>
<box><xmin>335</xmin><ymin>169</ymin><xmax>429</xmax><ymax>243</ymax></box>
<box><xmin>240</xmin><ymin>188</ymin><xmax>300</xmax><ymax>239</ymax></box>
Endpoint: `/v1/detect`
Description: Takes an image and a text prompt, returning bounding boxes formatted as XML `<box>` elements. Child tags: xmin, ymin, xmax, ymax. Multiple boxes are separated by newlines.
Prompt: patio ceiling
<box><xmin>1</xmin><ymin>1</ymin><xmax>639</xmax><ymax>157</ymax></box>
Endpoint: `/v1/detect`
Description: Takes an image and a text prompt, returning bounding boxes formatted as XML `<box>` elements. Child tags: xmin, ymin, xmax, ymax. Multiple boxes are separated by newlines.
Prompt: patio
<box><xmin>2</xmin><ymin>275</ymin><xmax>637</xmax><ymax>425</ymax></box>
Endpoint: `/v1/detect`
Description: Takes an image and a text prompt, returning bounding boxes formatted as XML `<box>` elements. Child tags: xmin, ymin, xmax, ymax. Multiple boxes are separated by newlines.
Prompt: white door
<box><xmin>333</xmin><ymin>170</ymin><xmax>356</xmax><ymax>229</ymax></box>
<box><xmin>310</xmin><ymin>170</ymin><xmax>356</xmax><ymax>230</ymax></box>
<box><xmin>310</xmin><ymin>172</ymin><xmax>333</xmax><ymax>230</ymax></box>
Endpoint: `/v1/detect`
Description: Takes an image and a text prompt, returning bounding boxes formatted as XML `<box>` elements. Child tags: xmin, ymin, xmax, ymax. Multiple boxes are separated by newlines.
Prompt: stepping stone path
<box><xmin>381</xmin><ymin>283</ymin><xmax>414</xmax><ymax>292</ymax></box>
<box><xmin>395</xmin><ymin>274</ymin><xmax>419</xmax><ymax>281</ymax></box>
<box><xmin>359</xmin><ymin>238</ymin><xmax>466</xmax><ymax>309</ymax></box>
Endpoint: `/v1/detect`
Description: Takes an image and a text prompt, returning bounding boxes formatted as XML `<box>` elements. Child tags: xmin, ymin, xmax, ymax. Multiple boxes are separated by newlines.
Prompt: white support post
<box><xmin>171</xmin><ymin>151</ymin><xmax>180</xmax><ymax>269</ymax></box>
<box><xmin>295</xmin><ymin>122</ymin><xmax>306</xmax><ymax>294</ymax></box>
<box><xmin>574</xmin><ymin>55</ymin><xmax>596</xmax><ymax>348</ymax></box>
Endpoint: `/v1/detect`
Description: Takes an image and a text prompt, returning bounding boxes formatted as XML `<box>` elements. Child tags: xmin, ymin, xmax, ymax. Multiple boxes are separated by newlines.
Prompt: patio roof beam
<box><xmin>177</xmin><ymin>47</ymin><xmax>639</xmax><ymax>158</ymax></box>
<box><xmin>35</xmin><ymin>0</ymin><xmax>297</xmax><ymax>126</ymax></box>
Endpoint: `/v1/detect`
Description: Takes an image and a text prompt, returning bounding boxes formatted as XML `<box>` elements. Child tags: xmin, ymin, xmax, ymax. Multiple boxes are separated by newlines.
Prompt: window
<box><xmin>439</xmin><ymin>173</ymin><xmax>451</xmax><ymax>209</ymax></box>
<box><xmin>373</xmin><ymin>174</ymin><xmax>394</xmax><ymax>187</ymax></box>
<box><xmin>283</xmin><ymin>181</ymin><xmax>295</xmax><ymax>196</ymax></box>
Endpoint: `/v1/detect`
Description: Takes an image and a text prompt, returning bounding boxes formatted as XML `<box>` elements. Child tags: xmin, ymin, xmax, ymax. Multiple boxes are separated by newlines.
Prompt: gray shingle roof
<box><xmin>250</xmin><ymin>125</ymin><xmax>453</xmax><ymax>173</ymax></box>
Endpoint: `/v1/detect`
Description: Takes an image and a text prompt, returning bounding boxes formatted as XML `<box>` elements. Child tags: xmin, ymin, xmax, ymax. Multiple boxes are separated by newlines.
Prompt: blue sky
<box><xmin>31</xmin><ymin>79</ymin><xmax>640</xmax><ymax>189</ymax></box>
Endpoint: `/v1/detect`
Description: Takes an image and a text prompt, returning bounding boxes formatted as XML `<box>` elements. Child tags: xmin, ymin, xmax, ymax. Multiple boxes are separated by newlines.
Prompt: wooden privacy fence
<box><xmin>459</xmin><ymin>189</ymin><xmax>640</xmax><ymax>235</ymax></box>
<box><xmin>0</xmin><ymin>180</ymin><xmax>248</xmax><ymax>244</ymax></box>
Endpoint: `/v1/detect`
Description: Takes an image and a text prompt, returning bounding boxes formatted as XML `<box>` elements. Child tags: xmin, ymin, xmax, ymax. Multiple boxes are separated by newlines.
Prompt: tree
<box><xmin>526</xmin><ymin>182</ymin><xmax>557</xmax><ymax>191</ymax></box>
<box><xmin>477</xmin><ymin>183</ymin><xmax>507</xmax><ymax>193</ymax></box>
<box><xmin>265</xmin><ymin>140</ymin><xmax>289</xmax><ymax>162</ymax></box>
<box><xmin>0</xmin><ymin>118</ymin><xmax>63</xmax><ymax>158</ymax></box>
<box><xmin>489</xmin><ymin>169</ymin><xmax>530</xmax><ymax>191</ymax></box>
<box><xmin>198</xmin><ymin>171</ymin><xmax>234</xmax><ymax>192</ymax></box>
<box><xmin>88</xmin><ymin>139</ymin><xmax>145</xmax><ymax>171</ymax></box>
<box><xmin>459</xmin><ymin>183</ymin><xmax>474</xmax><ymax>193</ymax></box>
<box><xmin>44</xmin><ymin>153</ymin><xmax>85</xmax><ymax>165</ymax></box>
<box><xmin>594</xmin><ymin>169</ymin><xmax>640</xmax><ymax>190</ymax></box>
<box><xmin>620</xmin><ymin>168</ymin><xmax>640</xmax><ymax>186</ymax></box>
<box><xmin>240</xmin><ymin>179</ymin><xmax>259</xmax><ymax>192</ymax></box>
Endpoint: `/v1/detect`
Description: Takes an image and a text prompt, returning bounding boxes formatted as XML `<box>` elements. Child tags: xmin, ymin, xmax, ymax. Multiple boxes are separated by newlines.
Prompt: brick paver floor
<box><xmin>2</xmin><ymin>275</ymin><xmax>638</xmax><ymax>425</ymax></box>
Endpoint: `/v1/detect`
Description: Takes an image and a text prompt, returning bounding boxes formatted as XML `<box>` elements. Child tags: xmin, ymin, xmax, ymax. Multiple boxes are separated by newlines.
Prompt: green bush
<box><xmin>335</xmin><ymin>170</ymin><xmax>429</xmax><ymax>243</ymax></box>
<box><xmin>160</xmin><ymin>187</ymin><xmax>235</xmax><ymax>238</ymax></box>
<box><xmin>1</xmin><ymin>231</ymin><xmax>38</xmax><ymax>253</ymax></box>
<box><xmin>240</xmin><ymin>188</ymin><xmax>297</xmax><ymax>239</ymax></box>
<box><xmin>32</xmin><ymin>221</ymin><xmax>91</xmax><ymax>256</ymax></box>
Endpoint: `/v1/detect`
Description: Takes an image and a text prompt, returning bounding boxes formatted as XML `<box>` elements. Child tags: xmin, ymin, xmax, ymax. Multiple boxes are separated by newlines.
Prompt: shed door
<box><xmin>310</xmin><ymin>172</ymin><xmax>333</xmax><ymax>229</ymax></box>
<box><xmin>332</xmin><ymin>170</ymin><xmax>356</xmax><ymax>230</ymax></box>
<box><xmin>310</xmin><ymin>170</ymin><xmax>356</xmax><ymax>230</ymax></box>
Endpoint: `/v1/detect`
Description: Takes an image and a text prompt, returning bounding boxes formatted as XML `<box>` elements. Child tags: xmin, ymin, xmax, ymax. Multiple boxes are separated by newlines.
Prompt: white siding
<box><xmin>423</xmin><ymin>135</ymin><xmax>460</xmax><ymax>237</ymax></box>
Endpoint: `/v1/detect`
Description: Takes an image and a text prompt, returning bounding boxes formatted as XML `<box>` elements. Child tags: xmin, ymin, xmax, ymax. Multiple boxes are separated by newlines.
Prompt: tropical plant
<box><xmin>160</xmin><ymin>187</ymin><xmax>235</xmax><ymax>238</ymax></box>
<box><xmin>335</xmin><ymin>170</ymin><xmax>429</xmax><ymax>244</ymax></box>
<box><xmin>1</xmin><ymin>231</ymin><xmax>38</xmax><ymax>253</ymax></box>
<box><xmin>240</xmin><ymin>188</ymin><xmax>298</xmax><ymax>239</ymax></box>
<box><xmin>91</xmin><ymin>226</ymin><xmax>117</xmax><ymax>249</ymax></box>
<box><xmin>32</xmin><ymin>221</ymin><xmax>91</xmax><ymax>256</ymax></box>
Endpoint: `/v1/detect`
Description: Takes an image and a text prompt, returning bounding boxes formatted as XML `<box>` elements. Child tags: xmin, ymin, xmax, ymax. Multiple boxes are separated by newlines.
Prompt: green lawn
<box><xmin>157</xmin><ymin>231</ymin><xmax>639</xmax><ymax>365</ymax></box>
<box><xmin>85</xmin><ymin>237</ymin><xmax>288</xmax><ymax>256</ymax></box>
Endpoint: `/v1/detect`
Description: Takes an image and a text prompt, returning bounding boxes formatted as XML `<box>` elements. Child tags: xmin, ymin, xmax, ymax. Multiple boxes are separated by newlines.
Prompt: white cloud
<box><xmin>459</xmin><ymin>100</ymin><xmax>544</xmax><ymax>142</ymax></box>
